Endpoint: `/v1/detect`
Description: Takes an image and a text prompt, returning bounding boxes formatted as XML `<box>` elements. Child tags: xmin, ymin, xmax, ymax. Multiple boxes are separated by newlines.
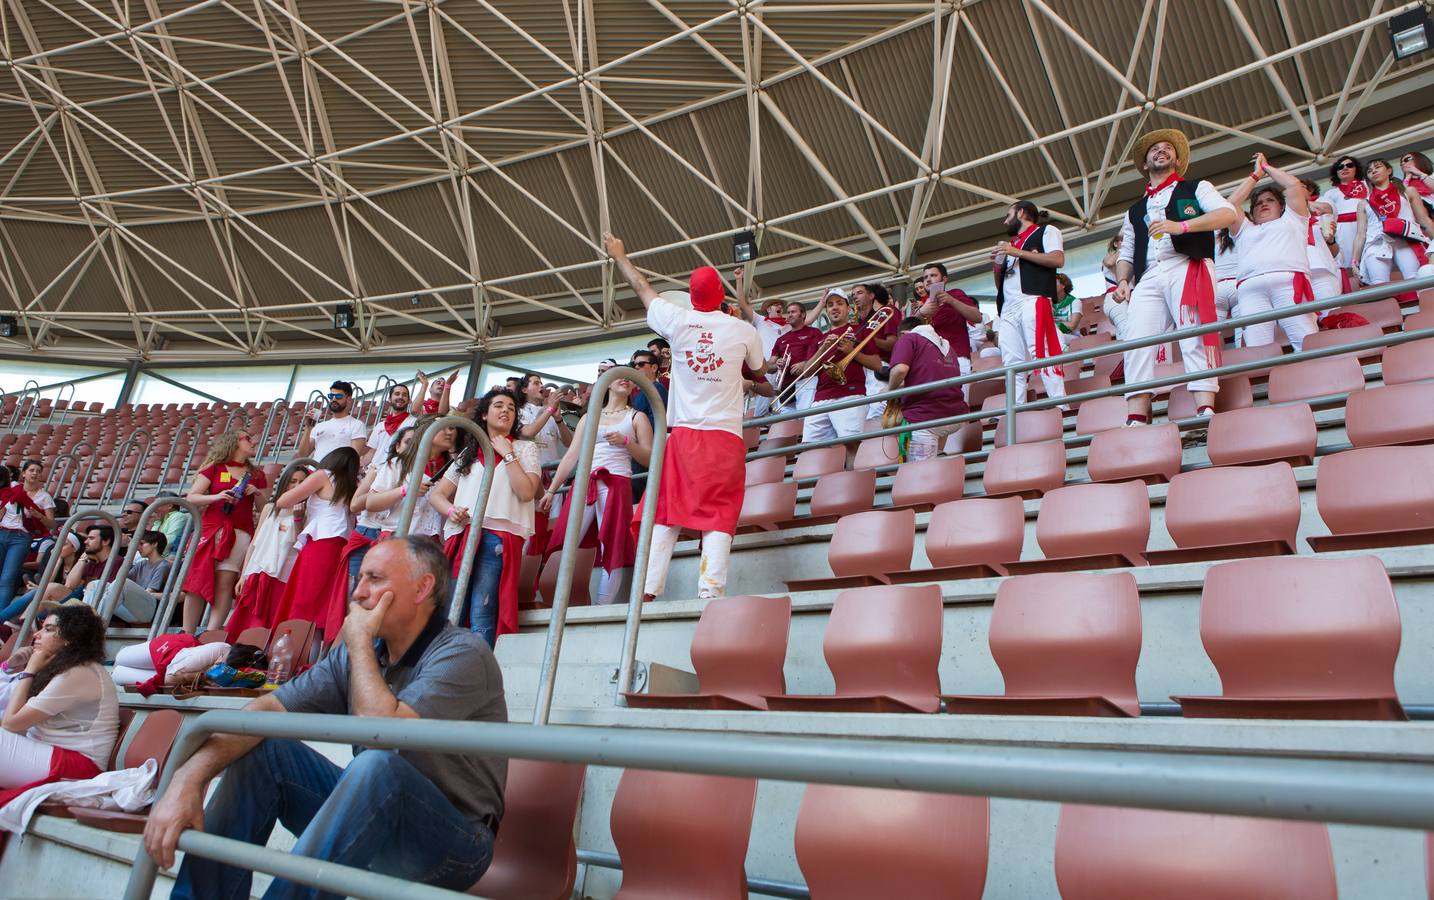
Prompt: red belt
<box><xmin>1336</xmin><ymin>212</ymin><xmax>1358</xmax><ymax>223</ymax></box>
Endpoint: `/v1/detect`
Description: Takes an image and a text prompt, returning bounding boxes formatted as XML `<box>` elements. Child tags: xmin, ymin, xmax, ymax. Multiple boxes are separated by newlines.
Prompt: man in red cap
<box><xmin>604</xmin><ymin>232</ymin><xmax>767</xmax><ymax>601</ymax></box>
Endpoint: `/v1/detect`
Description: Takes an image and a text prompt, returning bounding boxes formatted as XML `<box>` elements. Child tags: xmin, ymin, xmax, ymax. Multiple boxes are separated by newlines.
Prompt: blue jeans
<box><xmin>347</xmin><ymin>527</ymin><xmax>381</xmax><ymax>582</ymax></box>
<box><xmin>0</xmin><ymin>587</ymin><xmax>36</xmax><ymax>624</ymax></box>
<box><xmin>0</xmin><ymin>528</ymin><xmax>29</xmax><ymax>615</ymax></box>
<box><xmin>172</xmin><ymin>739</ymin><xmax>494</xmax><ymax>900</ymax></box>
<box><xmin>464</xmin><ymin>531</ymin><xmax>503</xmax><ymax>648</ymax></box>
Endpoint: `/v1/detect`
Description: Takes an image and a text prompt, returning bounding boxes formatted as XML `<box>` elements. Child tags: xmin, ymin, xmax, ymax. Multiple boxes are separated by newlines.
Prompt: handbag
<box><xmin>239</xmin><ymin>507</ymin><xmax>296</xmax><ymax>582</ymax></box>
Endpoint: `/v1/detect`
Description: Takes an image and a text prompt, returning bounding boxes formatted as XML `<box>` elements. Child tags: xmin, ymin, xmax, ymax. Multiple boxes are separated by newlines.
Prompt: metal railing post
<box><xmin>14</xmin><ymin>510</ymin><xmax>123</xmax><ymax>647</ymax></box>
<box><xmin>613</xmin><ymin>374</ymin><xmax>668</xmax><ymax>708</ymax></box>
<box><xmin>1003</xmin><ymin>368</ymin><xmax>1017</xmax><ymax>446</ymax></box>
<box><xmin>390</xmin><ymin>416</ymin><xmax>495</xmax><ymax>627</ymax></box>
<box><xmin>148</xmin><ymin>507</ymin><xmax>204</xmax><ymax>640</ymax></box>
<box><xmin>99</xmin><ymin>499</ymin><xmax>202</xmax><ymax>630</ymax></box>
<box><xmin>100</xmin><ymin>428</ymin><xmax>151</xmax><ymax>507</ymax></box>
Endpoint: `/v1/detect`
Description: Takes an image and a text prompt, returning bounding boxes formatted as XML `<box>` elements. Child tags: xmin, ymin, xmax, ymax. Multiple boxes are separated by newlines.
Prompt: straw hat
<box><xmin>1131</xmin><ymin>128</ymin><xmax>1190</xmax><ymax>175</ymax></box>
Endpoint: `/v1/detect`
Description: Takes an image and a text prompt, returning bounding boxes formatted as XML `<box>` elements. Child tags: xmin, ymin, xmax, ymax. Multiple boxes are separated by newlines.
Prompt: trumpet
<box><xmin>770</xmin><ymin>305</ymin><xmax>896</xmax><ymax>411</ymax></box>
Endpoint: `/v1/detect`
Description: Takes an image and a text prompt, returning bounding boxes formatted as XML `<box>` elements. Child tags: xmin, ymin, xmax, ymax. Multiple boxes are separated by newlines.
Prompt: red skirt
<box><xmin>0</xmin><ymin>746</ymin><xmax>101</xmax><ymax>810</ymax></box>
<box><xmin>180</xmin><ymin>520</ymin><xmax>238</xmax><ymax>604</ymax></box>
<box><xmin>649</xmin><ymin>427</ymin><xmax>746</xmax><ymax>535</ymax></box>
<box><xmin>443</xmin><ymin>529</ymin><xmax>523</xmax><ymax>639</ymax></box>
<box><xmin>271</xmin><ymin>536</ymin><xmax>347</xmax><ymax>640</ymax></box>
<box><xmin>224</xmin><ymin>572</ymin><xmax>288</xmax><ymax>642</ymax></box>
<box><xmin>545</xmin><ymin>470</ymin><xmax>635</xmax><ymax>573</ymax></box>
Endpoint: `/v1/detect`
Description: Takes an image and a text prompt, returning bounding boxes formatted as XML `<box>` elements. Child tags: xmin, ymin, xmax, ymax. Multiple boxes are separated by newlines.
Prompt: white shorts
<box><xmin>802</xmin><ymin>399</ymin><xmax>868</xmax><ymax>444</ymax></box>
<box><xmin>215</xmin><ymin>529</ymin><xmax>252</xmax><ymax>574</ymax></box>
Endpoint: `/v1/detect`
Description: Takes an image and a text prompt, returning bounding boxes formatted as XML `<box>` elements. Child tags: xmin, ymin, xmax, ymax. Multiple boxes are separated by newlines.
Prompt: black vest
<box><xmin>1127</xmin><ymin>179</ymin><xmax>1215</xmax><ymax>283</ymax></box>
<box><xmin>993</xmin><ymin>224</ymin><xmax>1058</xmax><ymax>315</ymax></box>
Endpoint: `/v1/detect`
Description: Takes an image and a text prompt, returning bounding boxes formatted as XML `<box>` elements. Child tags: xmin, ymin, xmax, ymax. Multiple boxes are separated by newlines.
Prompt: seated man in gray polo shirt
<box><xmin>144</xmin><ymin>536</ymin><xmax>508</xmax><ymax>900</ymax></box>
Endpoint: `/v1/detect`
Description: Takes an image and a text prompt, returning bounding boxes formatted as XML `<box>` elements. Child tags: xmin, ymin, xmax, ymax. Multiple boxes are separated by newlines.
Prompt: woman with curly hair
<box><xmin>179</xmin><ymin>431</ymin><xmax>269</xmax><ymax>634</ymax></box>
<box><xmin>2</xmin><ymin>604</ymin><xmax>119</xmax><ymax>794</ymax></box>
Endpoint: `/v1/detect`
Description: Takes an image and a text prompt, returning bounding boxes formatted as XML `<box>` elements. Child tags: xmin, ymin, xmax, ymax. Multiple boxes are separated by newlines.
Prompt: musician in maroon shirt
<box><xmin>768</xmin><ymin>300</ymin><xmax>824</xmax><ymax>411</ymax></box>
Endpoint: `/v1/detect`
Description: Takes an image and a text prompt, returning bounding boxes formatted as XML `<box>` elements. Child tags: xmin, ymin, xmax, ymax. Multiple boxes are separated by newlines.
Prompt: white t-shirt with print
<box><xmin>647</xmin><ymin>299</ymin><xmax>764</xmax><ymax>436</ymax></box>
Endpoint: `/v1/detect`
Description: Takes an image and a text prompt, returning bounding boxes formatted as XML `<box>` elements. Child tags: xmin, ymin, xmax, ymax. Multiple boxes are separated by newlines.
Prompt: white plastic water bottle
<box><xmin>266</xmin><ymin>629</ymin><xmax>292</xmax><ymax>685</ymax></box>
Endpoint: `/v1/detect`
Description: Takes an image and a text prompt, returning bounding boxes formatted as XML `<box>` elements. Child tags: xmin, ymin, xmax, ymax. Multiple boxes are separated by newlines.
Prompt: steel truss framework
<box><xmin>0</xmin><ymin>0</ymin><xmax>1429</xmax><ymax>363</ymax></box>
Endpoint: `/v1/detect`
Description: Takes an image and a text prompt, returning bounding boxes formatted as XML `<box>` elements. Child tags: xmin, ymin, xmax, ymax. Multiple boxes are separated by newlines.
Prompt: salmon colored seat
<box><xmin>1302</xmin><ymin>322</ymin><xmax>1384</xmax><ymax>360</ymax></box>
<box><xmin>1206</xmin><ymin>403</ymin><xmax>1316</xmax><ymax>468</ymax></box>
<box><xmin>793</xmin><ymin>446</ymin><xmax>846</xmax><ymax>481</ymax></box>
<box><xmin>537</xmin><ymin>547</ymin><xmax>596</xmax><ymax>607</ymax></box>
<box><xmin>891</xmin><ymin>496</ymin><xmax>1024</xmax><ymax>583</ymax></box>
<box><xmin>611</xmin><ymin>770</ymin><xmax>757</xmax><ymax>900</ymax></box>
<box><xmin>989</xmin><ymin>406</ymin><xmax>1063</xmax><ymax>448</ymax></box>
<box><xmin>1266</xmin><ymin>354</ymin><xmax>1366</xmax><ymax>405</ymax></box>
<box><xmin>623</xmin><ymin>595</ymin><xmax>791</xmax><ymax>710</ymax></box>
<box><xmin>1330</xmin><ymin>296</ymin><xmax>1403</xmax><ymax>331</ymax></box>
<box><xmin>267</xmin><ymin>619</ymin><xmax>315</xmax><ymax>672</ymax></box>
<box><xmin>1382</xmin><ymin>336</ymin><xmax>1434</xmax><ymax>384</ymax></box>
<box><xmin>786</xmin><ymin>508</ymin><xmax>915</xmax><ymax>592</ymax></box>
<box><xmin>1145</xmin><ymin>463</ymin><xmax>1300</xmax><ymax>565</ymax></box>
<box><xmin>1166</xmin><ymin>375</ymin><xmax>1253</xmax><ymax>420</ymax></box>
<box><xmin>943</xmin><ymin>571</ymin><xmax>1141</xmax><ymax>717</ymax></box>
<box><xmin>851</xmin><ymin>435</ymin><xmax>901</xmax><ymax>471</ymax></box>
<box><xmin>736</xmin><ymin>482</ymin><xmax>798</xmax><ymax>533</ymax></box>
<box><xmin>744</xmin><ymin>454</ymin><xmax>786</xmax><ymax>487</ymax></box>
<box><xmin>1308</xmin><ymin>446</ymin><xmax>1434</xmax><ymax>552</ymax></box>
<box><xmin>1087</xmin><ymin>423</ymin><xmax>1181</xmax><ymax>484</ymax></box>
<box><xmin>196</xmin><ymin>629</ymin><xmax>227</xmax><ymax>645</ymax></box>
<box><xmin>1054</xmin><ymin>805</ymin><xmax>1337</xmax><ymax>900</ymax></box>
<box><xmin>469</xmin><ymin>761</ymin><xmax>586</xmax><ymax>900</ymax></box>
<box><xmin>982</xmin><ymin>440</ymin><xmax>1066</xmax><ymax>499</ymax></box>
<box><xmin>1173</xmin><ymin>556</ymin><xmax>1405</xmax><ymax>720</ymax></box>
<box><xmin>804</xmin><ymin>469</ymin><xmax>878</xmax><ymax>524</ymax></box>
<box><xmin>1345</xmin><ymin>383</ymin><xmax>1434</xmax><ymax>448</ymax></box>
<box><xmin>889</xmin><ymin>455</ymin><xmax>965</xmax><ymax>511</ymax></box>
<box><xmin>516</xmin><ymin>554</ymin><xmax>542</xmax><ymax>609</ymax></box>
<box><xmin>1075</xmin><ymin>396</ymin><xmax>1127</xmax><ymax>436</ymax></box>
<box><xmin>795</xmin><ymin>785</ymin><xmax>989</xmax><ymax>900</ymax></box>
<box><xmin>765</xmin><ymin>584</ymin><xmax>943</xmax><ymax>713</ymax></box>
<box><xmin>1006</xmin><ymin>481</ymin><xmax>1149</xmax><ymax>574</ymax></box>
<box><xmin>68</xmin><ymin>710</ymin><xmax>185</xmax><ymax>833</ymax></box>
<box><xmin>768</xmin><ymin>417</ymin><xmax>803</xmax><ymax>440</ymax></box>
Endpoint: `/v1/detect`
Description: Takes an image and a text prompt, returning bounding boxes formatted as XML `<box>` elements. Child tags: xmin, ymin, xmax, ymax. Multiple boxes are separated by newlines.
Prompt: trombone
<box><xmin>770</xmin><ymin>305</ymin><xmax>897</xmax><ymax>412</ymax></box>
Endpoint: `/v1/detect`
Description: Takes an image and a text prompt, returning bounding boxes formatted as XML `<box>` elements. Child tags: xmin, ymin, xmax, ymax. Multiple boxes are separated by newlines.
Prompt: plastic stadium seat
<box><xmin>989</xmin><ymin>405</ymin><xmax>1062</xmax><ymax>448</ymax></box>
<box><xmin>736</xmin><ymin>482</ymin><xmax>798</xmax><ymax>533</ymax></box>
<box><xmin>756</xmin><ymin>433</ymin><xmax>798</xmax><ymax>455</ymax></box>
<box><xmin>742</xmin><ymin>426</ymin><xmax>760</xmax><ymax>451</ymax></box>
<box><xmin>1061</xmin><ymin>373</ymin><xmax>1112</xmax><ymax>408</ymax></box>
<box><xmin>516</xmin><ymin>554</ymin><xmax>542</xmax><ymax>610</ymax></box>
<box><xmin>1166</xmin><ymin>374</ymin><xmax>1254</xmax><ymax>420</ymax></box>
<box><xmin>982</xmin><ymin>440</ymin><xmax>1066</xmax><ymax>499</ymax></box>
<box><xmin>1006</xmin><ymin>481</ymin><xmax>1149</xmax><ymax>574</ymax></box>
<box><xmin>1075</xmin><ymin>396</ymin><xmax>1127</xmax><ymax>435</ymax></box>
<box><xmin>235</xmin><ymin>627</ymin><xmax>270</xmax><ymax>647</ymax></box>
<box><xmin>1404</xmin><ymin>309</ymin><xmax>1434</xmax><ymax>331</ymax></box>
<box><xmin>1302</xmin><ymin>322</ymin><xmax>1384</xmax><ymax>360</ymax></box>
<box><xmin>786</xmin><ymin>508</ymin><xmax>916</xmax><ymax>592</ymax></box>
<box><xmin>610</xmin><ymin>769</ymin><xmax>756</xmax><ymax>900</ymax></box>
<box><xmin>1346</xmin><ymin>383</ymin><xmax>1434</xmax><ymax>448</ymax></box>
<box><xmin>196</xmin><ymin>629</ymin><xmax>227</xmax><ymax>645</ymax></box>
<box><xmin>624</xmin><ymin>595</ymin><xmax>790</xmax><ymax>710</ymax></box>
<box><xmin>1174</xmin><ymin>556</ymin><xmax>1404</xmax><ymax>720</ymax></box>
<box><xmin>1068</xmin><ymin>332</ymin><xmax>1114</xmax><ymax>354</ymax></box>
<box><xmin>1145</xmin><ymin>463</ymin><xmax>1300</xmax><ymax>565</ymax></box>
<box><xmin>744</xmin><ymin>454</ymin><xmax>786</xmax><ymax>487</ymax></box>
<box><xmin>1383</xmin><ymin>336</ymin><xmax>1434</xmax><ymax>384</ymax></box>
<box><xmin>794</xmin><ymin>785</ymin><xmax>989</xmax><ymax>900</ymax></box>
<box><xmin>537</xmin><ymin>546</ymin><xmax>596</xmax><ymax>607</ymax></box>
<box><xmin>1308</xmin><ymin>446</ymin><xmax>1434</xmax><ymax>552</ymax></box>
<box><xmin>1087</xmin><ymin>423</ymin><xmax>1181</xmax><ymax>484</ymax></box>
<box><xmin>851</xmin><ymin>435</ymin><xmax>900</xmax><ymax>470</ymax></box>
<box><xmin>765</xmin><ymin>584</ymin><xmax>943</xmax><ymax>713</ymax></box>
<box><xmin>805</xmin><ymin>469</ymin><xmax>877</xmax><ymax>523</ymax></box>
<box><xmin>468</xmin><ymin>761</ymin><xmax>586</xmax><ymax>900</ymax></box>
<box><xmin>1266</xmin><ymin>354</ymin><xmax>1365</xmax><ymax>404</ymax></box>
<box><xmin>965</xmin><ymin>375</ymin><xmax>1006</xmax><ymax>410</ymax></box>
<box><xmin>891</xmin><ymin>496</ymin><xmax>1024</xmax><ymax>584</ymax></box>
<box><xmin>268</xmin><ymin>619</ymin><xmax>315</xmax><ymax>671</ymax></box>
<box><xmin>888</xmin><ymin>456</ymin><xmax>965</xmax><ymax>511</ymax></box>
<box><xmin>793</xmin><ymin>446</ymin><xmax>846</xmax><ymax>481</ymax></box>
<box><xmin>943</xmin><ymin>571</ymin><xmax>1141</xmax><ymax>717</ymax></box>
<box><xmin>768</xmin><ymin>417</ymin><xmax>803</xmax><ymax>441</ymax></box>
<box><xmin>68</xmin><ymin>710</ymin><xmax>184</xmax><ymax>832</ymax></box>
<box><xmin>1206</xmin><ymin>403</ymin><xmax>1317</xmax><ymax>468</ymax></box>
<box><xmin>1054</xmin><ymin>805</ymin><xmax>1336</xmax><ymax>900</ymax></box>
<box><xmin>1333</xmin><ymin>296</ymin><xmax>1404</xmax><ymax>331</ymax></box>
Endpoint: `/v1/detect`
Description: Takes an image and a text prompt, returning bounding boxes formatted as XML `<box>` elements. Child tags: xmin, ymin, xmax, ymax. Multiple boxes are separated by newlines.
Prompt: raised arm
<box><xmin>276</xmin><ymin>469</ymin><xmax>328</xmax><ymax>511</ymax></box>
<box><xmin>1255</xmin><ymin>153</ymin><xmax>1308</xmax><ymax>217</ymax></box>
<box><xmin>604</xmin><ymin>232</ymin><xmax>660</xmax><ymax>309</ymax></box>
<box><xmin>733</xmin><ymin>266</ymin><xmax>757</xmax><ymax>323</ymax></box>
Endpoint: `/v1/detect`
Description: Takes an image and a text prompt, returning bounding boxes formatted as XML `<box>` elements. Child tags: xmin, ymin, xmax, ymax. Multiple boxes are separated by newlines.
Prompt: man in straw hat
<box><xmin>604</xmin><ymin>232</ymin><xmax>766</xmax><ymax>601</ymax></box>
<box><xmin>1111</xmin><ymin>128</ymin><xmax>1238</xmax><ymax>425</ymax></box>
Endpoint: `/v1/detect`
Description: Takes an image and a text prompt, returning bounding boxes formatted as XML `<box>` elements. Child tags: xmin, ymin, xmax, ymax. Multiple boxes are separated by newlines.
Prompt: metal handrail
<box><xmin>4</xmin><ymin>380</ymin><xmax>40</xmax><ymax>435</ymax></box>
<box><xmin>52</xmin><ymin>381</ymin><xmax>75</xmax><ymax>427</ymax></box>
<box><xmin>157</xmin><ymin>416</ymin><xmax>200</xmax><ymax>496</ymax></box>
<box><xmin>99</xmin><ymin>428</ymin><xmax>152</xmax><ymax>507</ymax></box>
<box><xmin>146</xmin><ymin>505</ymin><xmax>205</xmax><ymax>641</ymax></box>
<box><xmin>529</xmin><ymin>366</ymin><xmax>667</xmax><ymax>725</ymax></box>
<box><xmin>369</xmin><ymin>374</ymin><xmax>397</xmax><ymax>429</ymax></box>
<box><xmin>391</xmin><ymin>416</ymin><xmax>495</xmax><ymax>627</ymax></box>
<box><xmin>14</xmin><ymin>509</ymin><xmax>123</xmax><ymax>647</ymax></box>
<box><xmin>222</xmin><ymin>405</ymin><xmax>250</xmax><ymax>435</ymax></box>
<box><xmin>255</xmin><ymin>398</ymin><xmax>290</xmax><ymax>462</ymax></box>
<box><xmin>122</xmin><ymin>710</ymin><xmax>1434</xmax><ymax>900</ymax></box>
<box><xmin>745</xmin><ymin>274</ymin><xmax>1434</xmax><ymax>449</ymax></box>
<box><xmin>98</xmin><ymin>498</ymin><xmax>202</xmax><ymax>630</ymax></box>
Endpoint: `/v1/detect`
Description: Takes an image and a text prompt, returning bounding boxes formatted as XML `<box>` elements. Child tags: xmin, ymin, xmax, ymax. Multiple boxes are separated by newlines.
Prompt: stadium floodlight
<box><xmin>0</xmin><ymin>315</ymin><xmax>16</xmax><ymax>338</ymax></box>
<box><xmin>733</xmin><ymin>229</ymin><xmax>757</xmax><ymax>264</ymax></box>
<box><xmin>333</xmin><ymin>303</ymin><xmax>355</xmax><ymax>330</ymax></box>
<box><xmin>1389</xmin><ymin>8</ymin><xmax>1432</xmax><ymax>59</ymax></box>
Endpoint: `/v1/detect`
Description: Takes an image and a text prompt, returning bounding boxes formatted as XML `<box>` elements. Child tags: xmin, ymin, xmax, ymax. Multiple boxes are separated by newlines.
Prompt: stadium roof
<box><xmin>0</xmin><ymin>0</ymin><xmax>1431</xmax><ymax>363</ymax></box>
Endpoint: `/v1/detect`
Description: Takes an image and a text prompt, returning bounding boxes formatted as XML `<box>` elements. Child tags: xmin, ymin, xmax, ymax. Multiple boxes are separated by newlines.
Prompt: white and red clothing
<box><xmin>1362</xmin><ymin>183</ymin><xmax>1430</xmax><ymax>293</ymax></box>
<box><xmin>1118</xmin><ymin>177</ymin><xmax>1235</xmax><ymax>397</ymax></box>
<box><xmin>544</xmin><ymin>410</ymin><xmax>638</xmax><ymax>606</ymax></box>
<box><xmin>224</xmin><ymin>507</ymin><xmax>301</xmax><ymax>642</ymax></box>
<box><xmin>1234</xmin><ymin>206</ymin><xmax>1317</xmax><ymax>351</ymax></box>
<box><xmin>1320</xmin><ymin>181</ymin><xmax>1372</xmax><ymax>271</ymax></box>
<box><xmin>801</xmin><ymin>321</ymin><xmax>871</xmax><ymax>443</ymax></box>
<box><xmin>641</xmin><ymin>297</ymin><xmax>763</xmax><ymax>600</ymax></box>
<box><xmin>1306</xmin><ymin>211</ymin><xmax>1342</xmax><ymax>302</ymax></box>
<box><xmin>366</xmin><ymin>413</ymin><xmax>415</xmax><ymax>468</ymax></box>
<box><xmin>181</xmin><ymin>463</ymin><xmax>267</xmax><ymax>604</ymax></box>
<box><xmin>997</xmin><ymin>224</ymin><xmax>1067</xmax><ymax>403</ymax></box>
<box><xmin>749</xmin><ymin>312</ymin><xmax>790</xmax><ymax>417</ymax></box>
<box><xmin>519</xmin><ymin>404</ymin><xmax>565</xmax><ymax>468</ymax></box>
<box><xmin>1214</xmin><ymin>236</ymin><xmax>1239</xmax><ymax>322</ymax></box>
<box><xmin>271</xmin><ymin>480</ymin><xmax>352</xmax><ymax>640</ymax></box>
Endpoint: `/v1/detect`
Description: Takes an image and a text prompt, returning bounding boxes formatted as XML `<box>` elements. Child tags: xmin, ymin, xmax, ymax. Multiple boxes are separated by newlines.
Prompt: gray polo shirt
<box><xmin>274</xmin><ymin>610</ymin><xmax>508</xmax><ymax>830</ymax></box>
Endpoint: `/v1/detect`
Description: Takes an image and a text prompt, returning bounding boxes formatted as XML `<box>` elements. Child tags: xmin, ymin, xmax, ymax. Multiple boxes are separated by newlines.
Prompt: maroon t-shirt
<box><xmin>814</xmin><ymin>325</ymin><xmax>871</xmax><ymax>402</ymax></box>
<box><xmin>890</xmin><ymin>331</ymin><xmax>970</xmax><ymax>424</ymax></box>
<box><xmin>928</xmin><ymin>290</ymin><xmax>978</xmax><ymax>360</ymax></box>
<box><xmin>771</xmin><ymin>326</ymin><xmax>824</xmax><ymax>388</ymax></box>
<box><xmin>864</xmin><ymin>304</ymin><xmax>901</xmax><ymax>362</ymax></box>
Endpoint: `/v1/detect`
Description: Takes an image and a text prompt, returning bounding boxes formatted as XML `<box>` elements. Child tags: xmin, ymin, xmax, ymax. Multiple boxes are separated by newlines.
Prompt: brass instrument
<box><xmin>823</xmin><ymin>305</ymin><xmax>896</xmax><ymax>383</ymax></box>
<box><xmin>770</xmin><ymin>304</ymin><xmax>896</xmax><ymax>410</ymax></box>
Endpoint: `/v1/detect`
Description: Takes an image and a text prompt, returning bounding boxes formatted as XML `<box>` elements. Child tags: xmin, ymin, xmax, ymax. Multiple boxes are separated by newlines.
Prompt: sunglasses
<box><xmin>327</xmin><ymin>392</ymin><xmax>346</xmax><ymax>400</ymax></box>
<box><xmin>631</xmin><ymin>360</ymin><xmax>655</xmax><ymax>367</ymax></box>
<box><xmin>1337</xmin><ymin>162</ymin><xmax>1357</xmax><ymax>170</ymax></box>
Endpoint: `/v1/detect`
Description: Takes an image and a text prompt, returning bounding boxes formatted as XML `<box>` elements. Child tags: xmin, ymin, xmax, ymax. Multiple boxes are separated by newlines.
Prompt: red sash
<box><xmin>1292</xmin><ymin>272</ymin><xmax>1315</xmax><ymax>305</ymax></box>
<box><xmin>1033</xmin><ymin>298</ymin><xmax>1065</xmax><ymax>378</ymax></box>
<box><xmin>271</xmin><ymin>536</ymin><xmax>348</xmax><ymax>643</ymax></box>
<box><xmin>1335</xmin><ymin>212</ymin><xmax>1358</xmax><ymax>223</ymax></box>
<box><xmin>443</xmin><ymin>529</ymin><xmax>522</xmax><ymax>639</ymax></box>
<box><xmin>1177</xmin><ymin>261</ymin><xmax>1223</xmax><ymax>369</ymax></box>
<box><xmin>381</xmin><ymin>412</ymin><xmax>408</xmax><ymax>435</ymax></box>
<box><xmin>0</xmin><ymin>746</ymin><xmax>102</xmax><ymax>810</ymax></box>
<box><xmin>543</xmin><ymin>470</ymin><xmax>636</xmax><ymax>573</ymax></box>
<box><xmin>180</xmin><ymin>520</ymin><xmax>237</xmax><ymax>604</ymax></box>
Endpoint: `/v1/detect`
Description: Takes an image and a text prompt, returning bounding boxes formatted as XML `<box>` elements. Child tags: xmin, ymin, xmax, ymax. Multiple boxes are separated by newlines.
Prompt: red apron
<box><xmin>180</xmin><ymin>520</ymin><xmax>237</xmax><ymax>604</ymax></box>
<box><xmin>224</xmin><ymin>572</ymin><xmax>289</xmax><ymax>643</ymax></box>
<box><xmin>443</xmin><ymin>529</ymin><xmax>523</xmax><ymax>639</ymax></box>
<box><xmin>544</xmin><ymin>470</ymin><xmax>636</xmax><ymax>573</ymax></box>
<box><xmin>639</xmin><ymin>427</ymin><xmax>746</xmax><ymax>535</ymax></box>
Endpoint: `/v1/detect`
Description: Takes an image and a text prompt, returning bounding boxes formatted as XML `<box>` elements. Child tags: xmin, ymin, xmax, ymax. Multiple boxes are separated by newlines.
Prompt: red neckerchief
<box><xmin>1370</xmin><ymin>184</ymin><xmax>1402</xmax><ymax>219</ymax></box>
<box><xmin>1336</xmin><ymin>181</ymin><xmax>1369</xmax><ymax>200</ymax></box>
<box><xmin>765</xmin><ymin>315</ymin><xmax>788</xmax><ymax>327</ymax></box>
<box><xmin>382</xmin><ymin>412</ymin><xmax>409</xmax><ymax>435</ymax></box>
<box><xmin>423</xmin><ymin>453</ymin><xmax>449</xmax><ymax>478</ymax></box>
<box><xmin>1145</xmin><ymin>172</ymin><xmax>1182</xmax><ymax>197</ymax></box>
<box><xmin>1307</xmin><ymin>214</ymin><xmax>1318</xmax><ymax>247</ymax></box>
<box><xmin>1410</xmin><ymin>176</ymin><xmax>1433</xmax><ymax>198</ymax></box>
<box><xmin>1010</xmin><ymin>223</ymin><xmax>1040</xmax><ymax>251</ymax></box>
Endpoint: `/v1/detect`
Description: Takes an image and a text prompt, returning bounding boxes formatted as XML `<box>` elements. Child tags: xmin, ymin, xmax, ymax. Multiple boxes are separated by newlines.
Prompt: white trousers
<box><xmin>1123</xmin><ymin>260</ymin><xmax>1220</xmax><ymax>397</ymax></box>
<box><xmin>1363</xmin><ymin>241</ymin><xmax>1425</xmax><ymax>285</ymax></box>
<box><xmin>864</xmin><ymin>368</ymin><xmax>890</xmax><ymax>420</ymax></box>
<box><xmin>997</xmin><ymin>295</ymin><xmax>1067</xmax><ymax>404</ymax></box>
<box><xmin>1216</xmin><ymin>279</ymin><xmax>1242</xmax><ymax>347</ymax></box>
<box><xmin>643</xmin><ymin>525</ymin><xmax>733</xmax><ymax>600</ymax></box>
<box><xmin>0</xmin><ymin>726</ymin><xmax>54</xmax><ymax>787</ymax></box>
<box><xmin>1310</xmin><ymin>270</ymin><xmax>1341</xmax><ymax>302</ymax></box>
<box><xmin>575</xmin><ymin>481</ymin><xmax>625</xmax><ymax>606</ymax></box>
<box><xmin>802</xmin><ymin>398</ymin><xmax>868</xmax><ymax>443</ymax></box>
<box><xmin>750</xmin><ymin>371</ymin><xmax>783</xmax><ymax>417</ymax></box>
<box><xmin>1237</xmin><ymin>272</ymin><xmax>1319</xmax><ymax>352</ymax></box>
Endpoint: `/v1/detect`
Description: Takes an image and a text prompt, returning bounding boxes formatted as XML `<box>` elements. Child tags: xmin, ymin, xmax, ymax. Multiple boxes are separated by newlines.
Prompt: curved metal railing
<box><xmin>158</xmin><ymin>417</ymin><xmax>200</xmax><ymax>496</ymax></box>
<box><xmin>97</xmin><ymin>498</ymin><xmax>202</xmax><ymax>630</ymax></box>
<box><xmin>99</xmin><ymin>428</ymin><xmax>152</xmax><ymax>507</ymax></box>
<box><xmin>13</xmin><ymin>509</ymin><xmax>124</xmax><ymax>647</ymax></box>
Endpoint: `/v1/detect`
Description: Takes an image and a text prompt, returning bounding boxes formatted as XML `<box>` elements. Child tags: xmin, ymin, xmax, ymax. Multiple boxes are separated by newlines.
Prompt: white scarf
<box><xmin>908</xmin><ymin>324</ymin><xmax>950</xmax><ymax>357</ymax></box>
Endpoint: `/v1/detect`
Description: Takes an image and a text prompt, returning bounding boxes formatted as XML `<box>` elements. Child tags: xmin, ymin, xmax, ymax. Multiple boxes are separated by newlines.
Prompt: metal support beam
<box><xmin>115</xmin><ymin>357</ymin><xmax>144</xmax><ymax>407</ymax></box>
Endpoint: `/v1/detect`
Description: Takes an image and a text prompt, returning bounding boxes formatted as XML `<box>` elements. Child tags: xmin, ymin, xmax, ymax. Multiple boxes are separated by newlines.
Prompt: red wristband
<box><xmin>1180</xmin><ymin>221</ymin><xmax>1190</xmax><ymax>235</ymax></box>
